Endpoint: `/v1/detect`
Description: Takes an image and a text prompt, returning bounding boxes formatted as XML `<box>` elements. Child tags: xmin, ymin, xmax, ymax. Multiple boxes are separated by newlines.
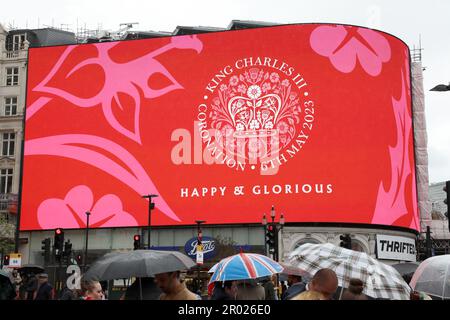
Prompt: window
<box><xmin>4</xmin><ymin>97</ymin><xmax>17</xmax><ymax>116</ymax></box>
<box><xmin>2</xmin><ymin>132</ymin><xmax>15</xmax><ymax>156</ymax></box>
<box><xmin>6</xmin><ymin>67</ymin><xmax>19</xmax><ymax>86</ymax></box>
<box><xmin>13</xmin><ymin>34</ymin><xmax>26</xmax><ymax>51</ymax></box>
<box><xmin>0</xmin><ymin>169</ymin><xmax>13</xmax><ymax>194</ymax></box>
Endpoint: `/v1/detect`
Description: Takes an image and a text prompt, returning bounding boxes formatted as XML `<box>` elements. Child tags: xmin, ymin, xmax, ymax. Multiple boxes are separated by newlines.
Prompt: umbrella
<box><xmin>208</xmin><ymin>252</ymin><xmax>283</xmax><ymax>284</ymax></box>
<box><xmin>0</xmin><ymin>270</ymin><xmax>16</xmax><ymax>300</ymax></box>
<box><xmin>18</xmin><ymin>264</ymin><xmax>45</xmax><ymax>275</ymax></box>
<box><xmin>84</xmin><ymin>249</ymin><xmax>196</xmax><ymax>281</ymax></box>
<box><xmin>288</xmin><ymin>243</ymin><xmax>411</xmax><ymax>300</ymax></box>
<box><xmin>280</xmin><ymin>262</ymin><xmax>309</xmax><ymax>277</ymax></box>
<box><xmin>0</xmin><ymin>270</ymin><xmax>14</xmax><ymax>284</ymax></box>
<box><xmin>391</xmin><ymin>262</ymin><xmax>419</xmax><ymax>277</ymax></box>
<box><xmin>409</xmin><ymin>255</ymin><xmax>450</xmax><ymax>299</ymax></box>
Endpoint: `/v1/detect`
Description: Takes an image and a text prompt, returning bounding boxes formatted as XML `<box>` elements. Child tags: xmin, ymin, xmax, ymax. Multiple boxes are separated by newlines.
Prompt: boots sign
<box><xmin>185</xmin><ymin>236</ymin><xmax>216</xmax><ymax>261</ymax></box>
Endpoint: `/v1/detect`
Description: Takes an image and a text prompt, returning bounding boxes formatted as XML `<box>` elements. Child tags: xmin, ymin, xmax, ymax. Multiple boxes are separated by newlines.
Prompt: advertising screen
<box><xmin>21</xmin><ymin>23</ymin><xmax>418</xmax><ymax>231</ymax></box>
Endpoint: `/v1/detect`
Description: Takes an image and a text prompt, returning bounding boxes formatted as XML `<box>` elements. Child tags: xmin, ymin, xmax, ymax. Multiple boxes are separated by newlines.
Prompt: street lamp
<box><xmin>142</xmin><ymin>194</ymin><xmax>158</xmax><ymax>249</ymax></box>
<box><xmin>195</xmin><ymin>220</ymin><xmax>205</xmax><ymax>295</ymax></box>
<box><xmin>430</xmin><ymin>83</ymin><xmax>450</xmax><ymax>91</ymax></box>
<box><xmin>84</xmin><ymin>211</ymin><xmax>91</xmax><ymax>271</ymax></box>
<box><xmin>262</xmin><ymin>205</ymin><xmax>285</xmax><ymax>261</ymax></box>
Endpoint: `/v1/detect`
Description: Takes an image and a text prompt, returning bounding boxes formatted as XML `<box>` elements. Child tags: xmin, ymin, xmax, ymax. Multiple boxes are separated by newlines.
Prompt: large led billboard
<box><xmin>21</xmin><ymin>23</ymin><xmax>418</xmax><ymax>231</ymax></box>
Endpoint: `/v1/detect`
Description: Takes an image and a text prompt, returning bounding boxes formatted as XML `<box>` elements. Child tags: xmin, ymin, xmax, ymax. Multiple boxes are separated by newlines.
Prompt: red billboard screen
<box><xmin>21</xmin><ymin>23</ymin><xmax>418</xmax><ymax>231</ymax></box>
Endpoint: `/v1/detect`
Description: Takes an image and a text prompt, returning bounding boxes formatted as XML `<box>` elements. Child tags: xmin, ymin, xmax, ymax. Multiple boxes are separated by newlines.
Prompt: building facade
<box><xmin>0</xmin><ymin>25</ymin><xmax>76</xmax><ymax>258</ymax></box>
<box><xmin>0</xmin><ymin>22</ymin><xmax>439</xmax><ymax>284</ymax></box>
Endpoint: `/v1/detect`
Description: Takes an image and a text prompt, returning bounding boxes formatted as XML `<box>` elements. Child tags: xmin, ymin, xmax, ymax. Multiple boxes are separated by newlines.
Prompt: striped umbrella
<box><xmin>208</xmin><ymin>253</ymin><xmax>283</xmax><ymax>284</ymax></box>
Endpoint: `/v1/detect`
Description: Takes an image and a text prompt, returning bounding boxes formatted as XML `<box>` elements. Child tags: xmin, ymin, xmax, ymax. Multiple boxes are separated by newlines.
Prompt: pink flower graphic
<box><xmin>310</xmin><ymin>25</ymin><xmax>391</xmax><ymax>76</ymax></box>
<box><xmin>28</xmin><ymin>35</ymin><xmax>203</xmax><ymax>144</ymax></box>
<box><xmin>37</xmin><ymin>185</ymin><xmax>138</xmax><ymax>229</ymax></box>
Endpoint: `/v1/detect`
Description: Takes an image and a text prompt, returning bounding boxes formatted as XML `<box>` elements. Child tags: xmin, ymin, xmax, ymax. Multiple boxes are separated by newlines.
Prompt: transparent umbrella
<box><xmin>410</xmin><ymin>255</ymin><xmax>450</xmax><ymax>300</ymax></box>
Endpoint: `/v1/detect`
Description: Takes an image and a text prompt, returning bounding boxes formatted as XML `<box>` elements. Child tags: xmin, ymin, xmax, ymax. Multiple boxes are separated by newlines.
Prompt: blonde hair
<box><xmin>291</xmin><ymin>290</ymin><xmax>326</xmax><ymax>300</ymax></box>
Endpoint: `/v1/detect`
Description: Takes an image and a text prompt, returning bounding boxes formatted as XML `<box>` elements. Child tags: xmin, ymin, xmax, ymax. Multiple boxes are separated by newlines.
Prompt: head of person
<box><xmin>81</xmin><ymin>279</ymin><xmax>104</xmax><ymax>300</ymax></box>
<box><xmin>341</xmin><ymin>278</ymin><xmax>367</xmax><ymax>300</ymax></box>
<box><xmin>222</xmin><ymin>280</ymin><xmax>238</xmax><ymax>299</ymax></box>
<box><xmin>37</xmin><ymin>273</ymin><xmax>48</xmax><ymax>285</ymax></box>
<box><xmin>287</xmin><ymin>274</ymin><xmax>302</xmax><ymax>286</ymax></box>
<box><xmin>309</xmin><ymin>268</ymin><xmax>338</xmax><ymax>300</ymax></box>
<box><xmin>154</xmin><ymin>271</ymin><xmax>181</xmax><ymax>294</ymax></box>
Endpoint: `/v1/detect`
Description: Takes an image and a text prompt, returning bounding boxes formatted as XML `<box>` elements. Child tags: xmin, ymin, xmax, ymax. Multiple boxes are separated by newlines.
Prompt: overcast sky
<box><xmin>1</xmin><ymin>0</ymin><xmax>449</xmax><ymax>183</ymax></box>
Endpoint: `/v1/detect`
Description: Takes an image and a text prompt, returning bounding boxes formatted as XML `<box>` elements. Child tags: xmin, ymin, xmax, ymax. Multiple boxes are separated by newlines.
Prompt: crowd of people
<box><xmin>1</xmin><ymin>267</ymin><xmax>430</xmax><ymax>300</ymax></box>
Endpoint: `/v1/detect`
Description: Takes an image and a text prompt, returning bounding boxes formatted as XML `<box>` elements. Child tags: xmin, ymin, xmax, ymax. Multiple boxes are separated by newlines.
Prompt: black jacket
<box><xmin>34</xmin><ymin>282</ymin><xmax>53</xmax><ymax>300</ymax></box>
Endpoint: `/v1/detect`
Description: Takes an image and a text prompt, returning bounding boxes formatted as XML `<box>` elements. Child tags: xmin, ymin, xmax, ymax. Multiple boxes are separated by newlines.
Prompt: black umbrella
<box><xmin>84</xmin><ymin>249</ymin><xmax>196</xmax><ymax>281</ymax></box>
<box><xmin>391</xmin><ymin>262</ymin><xmax>419</xmax><ymax>277</ymax></box>
<box><xmin>0</xmin><ymin>270</ymin><xmax>16</xmax><ymax>300</ymax></box>
<box><xmin>18</xmin><ymin>264</ymin><xmax>45</xmax><ymax>275</ymax></box>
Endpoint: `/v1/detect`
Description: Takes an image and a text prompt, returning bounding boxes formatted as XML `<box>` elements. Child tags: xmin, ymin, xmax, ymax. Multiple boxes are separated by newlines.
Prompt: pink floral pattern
<box><xmin>372</xmin><ymin>57</ymin><xmax>418</xmax><ymax>229</ymax></box>
<box><xmin>310</xmin><ymin>25</ymin><xmax>391</xmax><ymax>76</ymax></box>
<box><xmin>37</xmin><ymin>185</ymin><xmax>137</xmax><ymax>229</ymax></box>
<box><xmin>28</xmin><ymin>35</ymin><xmax>203</xmax><ymax>144</ymax></box>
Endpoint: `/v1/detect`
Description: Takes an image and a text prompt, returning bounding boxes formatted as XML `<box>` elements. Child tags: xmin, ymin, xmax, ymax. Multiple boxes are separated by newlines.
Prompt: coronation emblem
<box><xmin>198</xmin><ymin>57</ymin><xmax>315</xmax><ymax>173</ymax></box>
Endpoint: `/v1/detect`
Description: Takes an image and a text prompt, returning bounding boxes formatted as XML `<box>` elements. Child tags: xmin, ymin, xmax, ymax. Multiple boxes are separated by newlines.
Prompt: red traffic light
<box><xmin>55</xmin><ymin>228</ymin><xmax>62</xmax><ymax>235</ymax></box>
<box><xmin>134</xmin><ymin>235</ymin><xmax>141</xmax><ymax>241</ymax></box>
<box><xmin>2</xmin><ymin>255</ymin><xmax>10</xmax><ymax>266</ymax></box>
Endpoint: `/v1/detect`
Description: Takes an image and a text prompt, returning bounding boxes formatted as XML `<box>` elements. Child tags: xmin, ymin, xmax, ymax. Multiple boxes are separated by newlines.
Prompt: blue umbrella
<box><xmin>208</xmin><ymin>253</ymin><xmax>283</xmax><ymax>284</ymax></box>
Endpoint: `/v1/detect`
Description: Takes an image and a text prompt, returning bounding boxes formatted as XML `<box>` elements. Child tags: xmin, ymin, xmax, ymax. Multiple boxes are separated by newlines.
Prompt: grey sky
<box><xmin>1</xmin><ymin>0</ymin><xmax>449</xmax><ymax>183</ymax></box>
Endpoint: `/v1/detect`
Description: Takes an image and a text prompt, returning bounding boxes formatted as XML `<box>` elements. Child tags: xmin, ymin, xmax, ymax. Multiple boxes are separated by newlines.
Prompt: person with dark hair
<box><xmin>340</xmin><ymin>278</ymin><xmax>368</xmax><ymax>300</ymax></box>
<box><xmin>210</xmin><ymin>281</ymin><xmax>237</xmax><ymax>300</ymax></box>
<box><xmin>33</xmin><ymin>273</ymin><xmax>54</xmax><ymax>300</ymax></box>
<box><xmin>25</xmin><ymin>273</ymin><xmax>37</xmax><ymax>300</ymax></box>
<box><xmin>281</xmin><ymin>274</ymin><xmax>306</xmax><ymax>300</ymax></box>
<box><xmin>292</xmin><ymin>268</ymin><xmax>338</xmax><ymax>300</ymax></box>
<box><xmin>261</xmin><ymin>276</ymin><xmax>276</xmax><ymax>300</ymax></box>
<box><xmin>154</xmin><ymin>271</ymin><xmax>199</xmax><ymax>300</ymax></box>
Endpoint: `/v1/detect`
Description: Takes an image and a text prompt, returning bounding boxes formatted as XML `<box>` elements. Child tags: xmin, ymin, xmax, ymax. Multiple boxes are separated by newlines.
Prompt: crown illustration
<box><xmin>228</xmin><ymin>84</ymin><xmax>281</xmax><ymax>139</ymax></box>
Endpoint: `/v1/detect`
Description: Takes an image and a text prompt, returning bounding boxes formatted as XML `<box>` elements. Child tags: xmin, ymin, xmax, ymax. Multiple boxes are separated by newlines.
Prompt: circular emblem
<box><xmin>198</xmin><ymin>57</ymin><xmax>315</xmax><ymax>173</ymax></box>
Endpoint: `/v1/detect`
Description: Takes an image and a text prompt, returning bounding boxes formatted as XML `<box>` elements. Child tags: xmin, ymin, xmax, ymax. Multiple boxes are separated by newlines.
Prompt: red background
<box><xmin>20</xmin><ymin>24</ymin><xmax>418</xmax><ymax>230</ymax></box>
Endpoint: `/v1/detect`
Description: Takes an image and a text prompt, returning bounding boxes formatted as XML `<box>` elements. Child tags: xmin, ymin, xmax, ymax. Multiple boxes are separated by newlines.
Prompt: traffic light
<box><xmin>444</xmin><ymin>181</ymin><xmax>450</xmax><ymax>232</ymax></box>
<box><xmin>64</xmin><ymin>240</ymin><xmax>72</xmax><ymax>257</ymax></box>
<box><xmin>133</xmin><ymin>234</ymin><xmax>141</xmax><ymax>250</ymax></box>
<box><xmin>54</xmin><ymin>228</ymin><xmax>65</xmax><ymax>259</ymax></box>
<box><xmin>41</xmin><ymin>238</ymin><xmax>51</xmax><ymax>264</ymax></box>
<box><xmin>76</xmin><ymin>253</ymin><xmax>83</xmax><ymax>265</ymax></box>
<box><xmin>2</xmin><ymin>254</ymin><xmax>9</xmax><ymax>266</ymax></box>
<box><xmin>265</xmin><ymin>224</ymin><xmax>275</xmax><ymax>250</ymax></box>
<box><xmin>340</xmin><ymin>234</ymin><xmax>352</xmax><ymax>249</ymax></box>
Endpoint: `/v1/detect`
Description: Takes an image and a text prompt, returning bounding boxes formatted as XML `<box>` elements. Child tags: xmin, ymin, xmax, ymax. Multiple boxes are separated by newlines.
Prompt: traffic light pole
<box><xmin>142</xmin><ymin>194</ymin><xmax>158</xmax><ymax>249</ymax></box>
<box><xmin>426</xmin><ymin>226</ymin><xmax>432</xmax><ymax>258</ymax></box>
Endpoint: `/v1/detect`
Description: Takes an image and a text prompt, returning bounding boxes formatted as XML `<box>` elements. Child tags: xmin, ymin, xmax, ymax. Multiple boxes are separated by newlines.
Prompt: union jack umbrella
<box><xmin>208</xmin><ymin>253</ymin><xmax>283</xmax><ymax>284</ymax></box>
<box><xmin>288</xmin><ymin>243</ymin><xmax>411</xmax><ymax>300</ymax></box>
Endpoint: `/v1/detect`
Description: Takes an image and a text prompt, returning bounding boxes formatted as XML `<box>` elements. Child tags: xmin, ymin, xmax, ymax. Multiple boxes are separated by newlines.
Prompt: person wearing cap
<box><xmin>33</xmin><ymin>273</ymin><xmax>54</xmax><ymax>300</ymax></box>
